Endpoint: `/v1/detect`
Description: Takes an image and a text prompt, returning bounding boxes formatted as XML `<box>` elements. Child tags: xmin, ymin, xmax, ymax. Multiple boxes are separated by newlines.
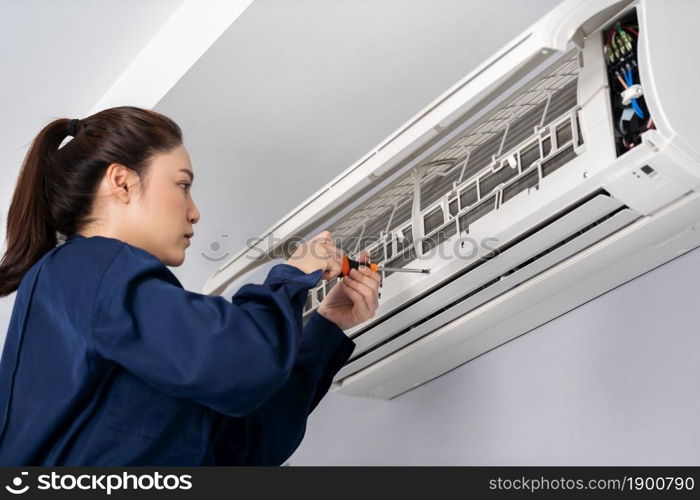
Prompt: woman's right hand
<box><xmin>285</xmin><ymin>231</ymin><xmax>344</xmax><ymax>281</ymax></box>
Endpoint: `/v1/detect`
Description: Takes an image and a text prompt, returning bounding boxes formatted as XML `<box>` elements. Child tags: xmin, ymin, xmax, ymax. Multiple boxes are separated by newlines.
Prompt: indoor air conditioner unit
<box><xmin>204</xmin><ymin>0</ymin><xmax>700</xmax><ymax>399</ymax></box>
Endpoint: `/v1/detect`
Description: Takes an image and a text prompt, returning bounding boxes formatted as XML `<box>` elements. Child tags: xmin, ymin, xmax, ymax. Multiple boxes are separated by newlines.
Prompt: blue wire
<box><xmin>625</xmin><ymin>68</ymin><xmax>645</xmax><ymax>119</ymax></box>
<box><xmin>632</xmin><ymin>99</ymin><xmax>645</xmax><ymax>119</ymax></box>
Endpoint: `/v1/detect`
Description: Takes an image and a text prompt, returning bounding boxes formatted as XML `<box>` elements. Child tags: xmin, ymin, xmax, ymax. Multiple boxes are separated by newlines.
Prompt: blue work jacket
<box><xmin>0</xmin><ymin>233</ymin><xmax>355</xmax><ymax>465</ymax></box>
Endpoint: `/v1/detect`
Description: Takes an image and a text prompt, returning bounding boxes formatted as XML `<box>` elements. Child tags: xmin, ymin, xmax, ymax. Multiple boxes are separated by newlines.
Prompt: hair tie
<box><xmin>68</xmin><ymin>118</ymin><xmax>80</xmax><ymax>137</ymax></box>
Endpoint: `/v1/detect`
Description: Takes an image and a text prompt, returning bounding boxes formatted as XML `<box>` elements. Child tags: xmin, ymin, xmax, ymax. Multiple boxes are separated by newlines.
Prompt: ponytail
<box><xmin>0</xmin><ymin>106</ymin><xmax>182</xmax><ymax>297</ymax></box>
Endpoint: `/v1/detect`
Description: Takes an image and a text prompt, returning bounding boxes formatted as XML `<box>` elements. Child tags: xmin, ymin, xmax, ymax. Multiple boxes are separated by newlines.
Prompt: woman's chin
<box><xmin>164</xmin><ymin>250</ymin><xmax>186</xmax><ymax>267</ymax></box>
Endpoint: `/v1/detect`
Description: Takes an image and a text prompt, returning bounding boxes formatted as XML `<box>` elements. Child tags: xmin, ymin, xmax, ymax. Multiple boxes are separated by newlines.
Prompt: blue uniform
<box><xmin>0</xmin><ymin>233</ymin><xmax>355</xmax><ymax>465</ymax></box>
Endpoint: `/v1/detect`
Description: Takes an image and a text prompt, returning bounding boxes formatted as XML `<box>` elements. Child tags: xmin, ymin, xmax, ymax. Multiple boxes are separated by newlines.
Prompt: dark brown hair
<box><xmin>0</xmin><ymin>106</ymin><xmax>183</xmax><ymax>297</ymax></box>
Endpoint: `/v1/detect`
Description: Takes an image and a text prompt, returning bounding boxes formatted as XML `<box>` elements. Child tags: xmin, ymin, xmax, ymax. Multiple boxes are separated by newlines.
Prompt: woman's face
<box><xmin>118</xmin><ymin>144</ymin><xmax>200</xmax><ymax>266</ymax></box>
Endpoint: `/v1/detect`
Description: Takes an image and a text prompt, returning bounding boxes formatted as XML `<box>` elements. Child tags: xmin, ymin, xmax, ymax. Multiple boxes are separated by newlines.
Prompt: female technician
<box><xmin>0</xmin><ymin>106</ymin><xmax>380</xmax><ymax>465</ymax></box>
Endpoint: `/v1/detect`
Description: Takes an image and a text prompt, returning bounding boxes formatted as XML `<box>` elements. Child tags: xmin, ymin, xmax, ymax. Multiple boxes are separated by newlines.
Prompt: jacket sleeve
<box><xmin>91</xmin><ymin>242</ymin><xmax>324</xmax><ymax>417</ymax></box>
<box><xmin>209</xmin><ymin>309</ymin><xmax>356</xmax><ymax>466</ymax></box>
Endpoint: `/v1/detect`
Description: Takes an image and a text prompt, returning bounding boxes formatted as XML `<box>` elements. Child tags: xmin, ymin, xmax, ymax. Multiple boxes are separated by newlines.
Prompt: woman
<box><xmin>0</xmin><ymin>106</ymin><xmax>380</xmax><ymax>465</ymax></box>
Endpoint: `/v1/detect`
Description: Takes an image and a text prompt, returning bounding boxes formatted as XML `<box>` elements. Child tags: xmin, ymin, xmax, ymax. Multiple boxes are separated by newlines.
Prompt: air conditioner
<box><xmin>204</xmin><ymin>0</ymin><xmax>700</xmax><ymax>399</ymax></box>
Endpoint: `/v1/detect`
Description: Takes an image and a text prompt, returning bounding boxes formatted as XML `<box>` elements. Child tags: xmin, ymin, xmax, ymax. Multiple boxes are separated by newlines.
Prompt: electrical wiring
<box><xmin>607</xmin><ymin>27</ymin><xmax>616</xmax><ymax>43</ymax></box>
<box><xmin>616</xmin><ymin>72</ymin><xmax>628</xmax><ymax>89</ymax></box>
<box><xmin>603</xmin><ymin>14</ymin><xmax>651</xmax><ymax>155</ymax></box>
<box><xmin>618</xmin><ymin>115</ymin><xmax>628</xmax><ymax>135</ymax></box>
<box><xmin>625</xmin><ymin>67</ymin><xmax>645</xmax><ymax>119</ymax></box>
<box><xmin>631</xmin><ymin>97</ymin><xmax>645</xmax><ymax>119</ymax></box>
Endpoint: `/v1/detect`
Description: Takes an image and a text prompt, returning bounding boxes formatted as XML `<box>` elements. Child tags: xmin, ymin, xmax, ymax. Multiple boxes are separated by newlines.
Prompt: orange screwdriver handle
<box><xmin>341</xmin><ymin>255</ymin><xmax>378</xmax><ymax>277</ymax></box>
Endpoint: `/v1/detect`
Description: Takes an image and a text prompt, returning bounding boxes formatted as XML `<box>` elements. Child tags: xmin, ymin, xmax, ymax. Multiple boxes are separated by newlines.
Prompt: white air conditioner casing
<box><xmin>204</xmin><ymin>0</ymin><xmax>700</xmax><ymax>399</ymax></box>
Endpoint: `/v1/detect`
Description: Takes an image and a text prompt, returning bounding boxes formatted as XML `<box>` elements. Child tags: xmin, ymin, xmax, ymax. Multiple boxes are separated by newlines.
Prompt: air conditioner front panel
<box><xmin>338</xmin><ymin>207</ymin><xmax>640</xmax><ymax>385</ymax></box>
<box><xmin>336</xmin><ymin>194</ymin><xmax>639</xmax><ymax>380</ymax></box>
<box><xmin>336</xmin><ymin>190</ymin><xmax>700</xmax><ymax>398</ymax></box>
<box><xmin>343</xmin><ymin>193</ymin><xmax>624</xmax><ymax>348</ymax></box>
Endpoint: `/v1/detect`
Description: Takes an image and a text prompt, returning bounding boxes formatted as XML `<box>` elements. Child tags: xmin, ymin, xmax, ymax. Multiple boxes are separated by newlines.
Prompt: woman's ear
<box><xmin>106</xmin><ymin>163</ymin><xmax>135</xmax><ymax>203</ymax></box>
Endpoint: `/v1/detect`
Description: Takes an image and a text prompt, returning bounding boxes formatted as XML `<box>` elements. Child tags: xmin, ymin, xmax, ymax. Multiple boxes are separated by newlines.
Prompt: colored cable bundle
<box><xmin>623</xmin><ymin>67</ymin><xmax>645</xmax><ymax>119</ymax></box>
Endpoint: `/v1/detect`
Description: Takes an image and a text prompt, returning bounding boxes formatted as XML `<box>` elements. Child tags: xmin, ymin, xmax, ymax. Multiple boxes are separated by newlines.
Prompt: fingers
<box><xmin>299</xmin><ymin>231</ymin><xmax>382</xmax><ymax>285</ymax></box>
<box><xmin>325</xmin><ymin>249</ymin><xmax>344</xmax><ymax>279</ymax></box>
<box><xmin>359</xmin><ymin>264</ymin><xmax>381</xmax><ymax>285</ymax></box>
<box><xmin>322</xmin><ymin>245</ymin><xmax>344</xmax><ymax>279</ymax></box>
<box><xmin>339</xmin><ymin>278</ymin><xmax>368</xmax><ymax>311</ymax></box>
<box><xmin>307</xmin><ymin>230</ymin><xmax>343</xmax><ymax>278</ymax></box>
<box><xmin>341</xmin><ymin>279</ymin><xmax>372</xmax><ymax>314</ymax></box>
<box><xmin>353</xmin><ymin>265</ymin><xmax>382</xmax><ymax>292</ymax></box>
<box><xmin>344</xmin><ymin>268</ymin><xmax>380</xmax><ymax>311</ymax></box>
<box><xmin>357</xmin><ymin>266</ymin><xmax>381</xmax><ymax>306</ymax></box>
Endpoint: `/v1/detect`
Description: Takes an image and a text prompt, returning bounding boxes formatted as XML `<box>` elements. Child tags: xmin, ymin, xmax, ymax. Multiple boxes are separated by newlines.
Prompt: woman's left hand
<box><xmin>317</xmin><ymin>251</ymin><xmax>381</xmax><ymax>331</ymax></box>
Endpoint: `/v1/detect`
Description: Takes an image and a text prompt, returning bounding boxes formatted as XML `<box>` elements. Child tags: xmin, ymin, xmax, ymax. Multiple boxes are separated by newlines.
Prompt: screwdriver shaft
<box><xmin>376</xmin><ymin>266</ymin><xmax>430</xmax><ymax>274</ymax></box>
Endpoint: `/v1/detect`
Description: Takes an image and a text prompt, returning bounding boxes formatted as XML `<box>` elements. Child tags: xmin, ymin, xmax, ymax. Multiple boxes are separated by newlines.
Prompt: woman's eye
<box><xmin>180</xmin><ymin>183</ymin><xmax>191</xmax><ymax>192</ymax></box>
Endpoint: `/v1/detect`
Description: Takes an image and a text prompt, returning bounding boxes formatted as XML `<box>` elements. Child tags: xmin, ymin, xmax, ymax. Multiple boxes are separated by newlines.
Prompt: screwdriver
<box><xmin>340</xmin><ymin>255</ymin><xmax>430</xmax><ymax>277</ymax></box>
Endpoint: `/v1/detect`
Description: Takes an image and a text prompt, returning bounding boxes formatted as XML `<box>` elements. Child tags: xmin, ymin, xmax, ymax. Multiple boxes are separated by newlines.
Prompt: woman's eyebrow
<box><xmin>179</xmin><ymin>169</ymin><xmax>194</xmax><ymax>182</ymax></box>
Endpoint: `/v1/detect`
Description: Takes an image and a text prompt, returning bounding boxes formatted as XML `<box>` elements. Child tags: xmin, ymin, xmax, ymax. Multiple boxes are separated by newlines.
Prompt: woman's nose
<box><xmin>188</xmin><ymin>202</ymin><xmax>200</xmax><ymax>224</ymax></box>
